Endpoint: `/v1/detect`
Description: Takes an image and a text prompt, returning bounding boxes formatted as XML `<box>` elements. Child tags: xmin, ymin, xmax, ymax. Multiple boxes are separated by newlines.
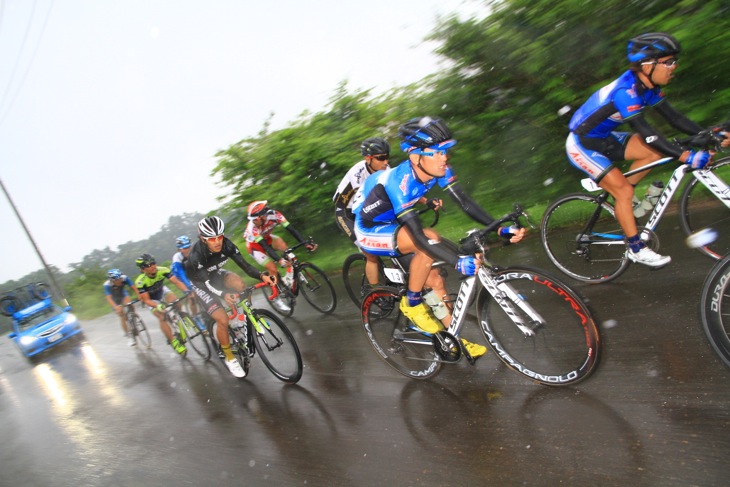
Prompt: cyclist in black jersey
<box><xmin>567</xmin><ymin>32</ymin><xmax>729</xmax><ymax>267</ymax></box>
<box><xmin>185</xmin><ymin>216</ymin><xmax>276</xmax><ymax>378</ymax></box>
<box><xmin>103</xmin><ymin>269</ymin><xmax>140</xmax><ymax>347</ymax></box>
<box><xmin>134</xmin><ymin>253</ymin><xmax>191</xmax><ymax>356</ymax></box>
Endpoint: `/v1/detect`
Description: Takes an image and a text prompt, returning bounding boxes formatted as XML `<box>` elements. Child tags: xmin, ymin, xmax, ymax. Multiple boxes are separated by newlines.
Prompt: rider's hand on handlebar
<box><xmin>261</xmin><ymin>272</ymin><xmax>277</xmax><ymax>286</ymax></box>
<box><xmin>278</xmin><ymin>258</ymin><xmax>291</xmax><ymax>268</ymax></box>
<box><xmin>684</xmin><ymin>150</ymin><xmax>713</xmax><ymax>169</ymax></box>
<box><xmin>455</xmin><ymin>255</ymin><xmax>481</xmax><ymax>276</ymax></box>
<box><xmin>223</xmin><ymin>293</ymin><xmax>238</xmax><ymax>306</ymax></box>
<box><xmin>154</xmin><ymin>303</ymin><xmax>165</xmax><ymax>313</ymax></box>
<box><xmin>305</xmin><ymin>242</ymin><xmax>318</xmax><ymax>252</ymax></box>
<box><xmin>426</xmin><ymin>198</ymin><xmax>442</xmax><ymax>211</ymax></box>
<box><xmin>498</xmin><ymin>225</ymin><xmax>527</xmax><ymax>244</ymax></box>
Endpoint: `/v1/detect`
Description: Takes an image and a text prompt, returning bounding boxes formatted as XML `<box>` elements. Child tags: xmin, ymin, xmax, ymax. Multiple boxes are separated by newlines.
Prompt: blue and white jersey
<box><xmin>569</xmin><ymin>70</ymin><xmax>665</xmax><ymax>138</ymax></box>
<box><xmin>171</xmin><ymin>251</ymin><xmax>192</xmax><ymax>289</ymax></box>
<box><xmin>353</xmin><ymin>160</ymin><xmax>456</xmax><ymax>226</ymax></box>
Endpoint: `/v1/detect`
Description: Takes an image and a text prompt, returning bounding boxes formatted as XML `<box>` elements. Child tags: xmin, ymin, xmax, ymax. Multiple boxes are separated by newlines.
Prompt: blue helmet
<box><xmin>627</xmin><ymin>32</ymin><xmax>680</xmax><ymax>63</ymax></box>
<box><xmin>398</xmin><ymin>116</ymin><xmax>457</xmax><ymax>154</ymax></box>
<box><xmin>176</xmin><ymin>235</ymin><xmax>191</xmax><ymax>249</ymax></box>
<box><xmin>107</xmin><ymin>269</ymin><xmax>123</xmax><ymax>280</ymax></box>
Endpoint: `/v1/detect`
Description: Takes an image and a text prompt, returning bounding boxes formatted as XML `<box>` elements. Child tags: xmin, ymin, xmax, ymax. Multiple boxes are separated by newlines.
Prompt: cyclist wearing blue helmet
<box><xmin>567</xmin><ymin>32</ymin><xmax>730</xmax><ymax>268</ymax></box>
<box><xmin>103</xmin><ymin>268</ymin><xmax>140</xmax><ymax>346</ymax></box>
<box><xmin>171</xmin><ymin>235</ymin><xmax>200</xmax><ymax>318</ymax></box>
<box><xmin>352</xmin><ymin>116</ymin><xmax>525</xmax><ymax>359</ymax></box>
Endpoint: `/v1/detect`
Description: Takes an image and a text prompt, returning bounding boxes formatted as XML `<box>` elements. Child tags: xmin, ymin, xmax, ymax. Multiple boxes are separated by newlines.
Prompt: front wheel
<box><xmin>476</xmin><ymin>266</ymin><xmax>601</xmax><ymax>386</ymax></box>
<box><xmin>180</xmin><ymin>312</ymin><xmax>211</xmax><ymax>360</ymax></box>
<box><xmin>360</xmin><ymin>287</ymin><xmax>441</xmax><ymax>380</ymax></box>
<box><xmin>541</xmin><ymin>193</ymin><xmax>629</xmax><ymax>283</ymax></box>
<box><xmin>129</xmin><ymin>313</ymin><xmax>151</xmax><ymax>349</ymax></box>
<box><xmin>679</xmin><ymin>156</ymin><xmax>730</xmax><ymax>260</ymax></box>
<box><xmin>261</xmin><ymin>283</ymin><xmax>295</xmax><ymax>317</ymax></box>
<box><xmin>251</xmin><ymin>309</ymin><xmax>302</xmax><ymax>383</ymax></box>
<box><xmin>297</xmin><ymin>263</ymin><xmax>337</xmax><ymax>314</ymax></box>
<box><xmin>699</xmin><ymin>255</ymin><xmax>730</xmax><ymax>368</ymax></box>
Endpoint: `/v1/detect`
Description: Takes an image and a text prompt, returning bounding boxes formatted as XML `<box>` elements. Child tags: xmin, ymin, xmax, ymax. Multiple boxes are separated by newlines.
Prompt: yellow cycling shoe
<box><xmin>399</xmin><ymin>300</ymin><xmax>443</xmax><ymax>334</ymax></box>
<box><xmin>461</xmin><ymin>339</ymin><xmax>487</xmax><ymax>358</ymax></box>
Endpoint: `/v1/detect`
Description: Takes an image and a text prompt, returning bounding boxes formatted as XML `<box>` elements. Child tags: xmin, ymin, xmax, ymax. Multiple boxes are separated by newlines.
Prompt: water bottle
<box><xmin>632</xmin><ymin>195</ymin><xmax>645</xmax><ymax>218</ymax></box>
<box><xmin>283</xmin><ymin>266</ymin><xmax>294</xmax><ymax>287</ymax></box>
<box><xmin>640</xmin><ymin>181</ymin><xmax>664</xmax><ymax>211</ymax></box>
<box><xmin>423</xmin><ymin>290</ymin><xmax>448</xmax><ymax>320</ymax></box>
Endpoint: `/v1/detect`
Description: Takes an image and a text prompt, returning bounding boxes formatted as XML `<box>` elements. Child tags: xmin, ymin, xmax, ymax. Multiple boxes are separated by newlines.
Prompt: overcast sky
<box><xmin>0</xmin><ymin>0</ymin><xmax>485</xmax><ymax>283</ymax></box>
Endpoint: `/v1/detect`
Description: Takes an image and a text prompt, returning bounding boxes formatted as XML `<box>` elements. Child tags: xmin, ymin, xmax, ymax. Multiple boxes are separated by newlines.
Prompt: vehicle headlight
<box><xmin>19</xmin><ymin>336</ymin><xmax>37</xmax><ymax>346</ymax></box>
<box><xmin>63</xmin><ymin>314</ymin><xmax>77</xmax><ymax>325</ymax></box>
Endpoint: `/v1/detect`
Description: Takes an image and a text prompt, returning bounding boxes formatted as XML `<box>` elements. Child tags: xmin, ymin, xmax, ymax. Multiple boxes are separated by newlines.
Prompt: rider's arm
<box><xmin>168</xmin><ymin>275</ymin><xmax>189</xmax><ymax>293</ymax></box>
<box><xmin>225</xmin><ymin>240</ymin><xmax>265</xmax><ymax>281</ymax></box>
<box><xmin>283</xmin><ymin>221</ymin><xmax>307</xmax><ymax>244</ymax></box>
<box><xmin>654</xmin><ymin>101</ymin><xmax>704</xmax><ymax>135</ymax></box>
<box><xmin>171</xmin><ymin>261</ymin><xmax>193</xmax><ymax>289</ymax></box>
<box><xmin>443</xmin><ymin>183</ymin><xmax>495</xmax><ymax>227</ymax></box>
<box><xmin>255</xmin><ymin>236</ymin><xmax>282</xmax><ymax>262</ymax></box>
<box><xmin>397</xmin><ymin>210</ymin><xmax>459</xmax><ymax>266</ymax></box>
<box><xmin>627</xmin><ymin>114</ymin><xmax>685</xmax><ymax>159</ymax></box>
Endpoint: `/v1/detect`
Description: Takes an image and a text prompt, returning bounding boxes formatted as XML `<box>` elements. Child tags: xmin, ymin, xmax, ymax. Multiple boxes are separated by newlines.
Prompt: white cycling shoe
<box><xmin>627</xmin><ymin>247</ymin><xmax>671</xmax><ymax>268</ymax></box>
<box><xmin>225</xmin><ymin>358</ymin><xmax>246</xmax><ymax>378</ymax></box>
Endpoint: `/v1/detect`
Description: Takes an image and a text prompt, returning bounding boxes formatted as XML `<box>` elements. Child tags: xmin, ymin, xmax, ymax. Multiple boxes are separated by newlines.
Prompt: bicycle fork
<box><xmin>476</xmin><ymin>269</ymin><xmax>545</xmax><ymax>337</ymax></box>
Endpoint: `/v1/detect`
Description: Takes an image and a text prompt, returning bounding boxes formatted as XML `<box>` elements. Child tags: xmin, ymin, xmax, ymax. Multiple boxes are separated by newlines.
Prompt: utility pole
<box><xmin>0</xmin><ymin>176</ymin><xmax>69</xmax><ymax>307</ymax></box>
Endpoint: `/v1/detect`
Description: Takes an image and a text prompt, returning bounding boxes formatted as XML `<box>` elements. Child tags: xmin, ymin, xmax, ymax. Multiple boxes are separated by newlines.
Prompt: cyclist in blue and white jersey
<box><xmin>171</xmin><ymin>235</ymin><xmax>202</xmax><ymax>321</ymax></box>
<box><xmin>567</xmin><ymin>32</ymin><xmax>729</xmax><ymax>268</ymax></box>
<box><xmin>103</xmin><ymin>269</ymin><xmax>140</xmax><ymax>346</ymax></box>
<box><xmin>353</xmin><ymin>116</ymin><xmax>525</xmax><ymax>358</ymax></box>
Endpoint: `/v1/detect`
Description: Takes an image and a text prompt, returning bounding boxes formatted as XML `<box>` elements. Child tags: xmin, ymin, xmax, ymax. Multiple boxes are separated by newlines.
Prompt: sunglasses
<box><xmin>141</xmin><ymin>262</ymin><xmax>156</xmax><ymax>269</ymax></box>
<box><xmin>205</xmin><ymin>235</ymin><xmax>224</xmax><ymax>242</ymax></box>
<box><xmin>372</xmin><ymin>154</ymin><xmax>390</xmax><ymax>161</ymax></box>
<box><xmin>643</xmin><ymin>58</ymin><xmax>678</xmax><ymax>67</ymax></box>
<box><xmin>420</xmin><ymin>149</ymin><xmax>448</xmax><ymax>157</ymax></box>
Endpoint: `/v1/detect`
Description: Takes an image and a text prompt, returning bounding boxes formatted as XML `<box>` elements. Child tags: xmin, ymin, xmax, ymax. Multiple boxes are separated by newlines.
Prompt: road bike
<box><xmin>163</xmin><ymin>294</ymin><xmax>211</xmax><ymax>361</ymax></box>
<box><xmin>699</xmin><ymin>253</ymin><xmax>730</xmax><ymax>368</ymax></box>
<box><xmin>541</xmin><ymin>128</ymin><xmax>729</xmax><ymax>283</ymax></box>
<box><xmin>361</xmin><ymin>205</ymin><xmax>600</xmax><ymax>386</ymax></box>
<box><xmin>261</xmin><ymin>238</ymin><xmax>337</xmax><ymax>316</ymax></box>
<box><xmin>227</xmin><ymin>282</ymin><xmax>303</xmax><ymax>383</ymax></box>
<box><xmin>342</xmin><ymin>208</ymin><xmax>439</xmax><ymax>309</ymax></box>
<box><xmin>1</xmin><ymin>282</ymin><xmax>52</xmax><ymax>316</ymax></box>
<box><xmin>121</xmin><ymin>299</ymin><xmax>151</xmax><ymax>348</ymax></box>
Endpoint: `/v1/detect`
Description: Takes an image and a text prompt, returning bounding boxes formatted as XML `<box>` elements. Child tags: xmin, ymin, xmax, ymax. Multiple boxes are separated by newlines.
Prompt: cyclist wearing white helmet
<box><xmin>185</xmin><ymin>216</ymin><xmax>276</xmax><ymax>378</ymax></box>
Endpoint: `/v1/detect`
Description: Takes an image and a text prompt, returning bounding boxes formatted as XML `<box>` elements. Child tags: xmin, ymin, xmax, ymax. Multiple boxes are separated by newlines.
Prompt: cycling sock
<box><xmin>627</xmin><ymin>234</ymin><xmax>644</xmax><ymax>253</ymax></box>
<box><xmin>406</xmin><ymin>290</ymin><xmax>422</xmax><ymax>307</ymax></box>
<box><xmin>221</xmin><ymin>345</ymin><xmax>235</xmax><ymax>361</ymax></box>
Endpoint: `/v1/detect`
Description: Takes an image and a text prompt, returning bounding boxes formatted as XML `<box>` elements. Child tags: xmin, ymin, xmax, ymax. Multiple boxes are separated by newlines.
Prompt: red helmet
<box><xmin>247</xmin><ymin>200</ymin><xmax>270</xmax><ymax>220</ymax></box>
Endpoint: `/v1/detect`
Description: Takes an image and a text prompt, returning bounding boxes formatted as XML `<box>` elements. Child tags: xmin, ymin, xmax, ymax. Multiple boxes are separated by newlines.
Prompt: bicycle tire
<box><xmin>251</xmin><ymin>308</ymin><xmax>303</xmax><ymax>383</ymax></box>
<box><xmin>0</xmin><ymin>295</ymin><xmax>20</xmax><ymax>317</ymax></box>
<box><xmin>261</xmin><ymin>283</ymin><xmax>295</xmax><ymax>317</ymax></box>
<box><xmin>699</xmin><ymin>254</ymin><xmax>730</xmax><ymax>368</ymax></box>
<box><xmin>475</xmin><ymin>266</ymin><xmax>601</xmax><ymax>386</ymax></box>
<box><xmin>361</xmin><ymin>286</ymin><xmax>441</xmax><ymax>380</ymax></box>
<box><xmin>342</xmin><ymin>253</ymin><xmax>388</xmax><ymax>309</ymax></box>
<box><xmin>129</xmin><ymin>312</ymin><xmax>151</xmax><ymax>349</ymax></box>
<box><xmin>679</xmin><ymin>156</ymin><xmax>730</xmax><ymax>260</ymax></box>
<box><xmin>297</xmin><ymin>262</ymin><xmax>337</xmax><ymax>314</ymax></box>
<box><xmin>541</xmin><ymin>192</ymin><xmax>629</xmax><ymax>283</ymax></box>
<box><xmin>31</xmin><ymin>282</ymin><xmax>51</xmax><ymax>300</ymax></box>
<box><xmin>180</xmin><ymin>311</ymin><xmax>211</xmax><ymax>360</ymax></box>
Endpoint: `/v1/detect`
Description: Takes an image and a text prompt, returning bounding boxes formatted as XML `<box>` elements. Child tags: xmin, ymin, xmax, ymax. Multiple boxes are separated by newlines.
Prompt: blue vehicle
<box><xmin>7</xmin><ymin>298</ymin><xmax>84</xmax><ymax>360</ymax></box>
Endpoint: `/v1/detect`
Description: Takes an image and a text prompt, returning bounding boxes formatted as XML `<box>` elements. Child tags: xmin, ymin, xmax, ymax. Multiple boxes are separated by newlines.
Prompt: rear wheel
<box><xmin>541</xmin><ymin>193</ymin><xmax>629</xmax><ymax>283</ymax></box>
<box><xmin>297</xmin><ymin>263</ymin><xmax>336</xmax><ymax>314</ymax></box>
<box><xmin>342</xmin><ymin>253</ymin><xmax>388</xmax><ymax>309</ymax></box>
<box><xmin>251</xmin><ymin>309</ymin><xmax>302</xmax><ymax>383</ymax></box>
<box><xmin>475</xmin><ymin>266</ymin><xmax>600</xmax><ymax>386</ymax></box>
<box><xmin>679</xmin><ymin>156</ymin><xmax>730</xmax><ymax>259</ymax></box>
<box><xmin>360</xmin><ymin>287</ymin><xmax>441</xmax><ymax>380</ymax></box>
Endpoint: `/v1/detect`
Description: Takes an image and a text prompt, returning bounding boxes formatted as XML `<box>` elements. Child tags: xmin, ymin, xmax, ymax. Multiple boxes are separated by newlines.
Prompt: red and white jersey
<box><xmin>243</xmin><ymin>210</ymin><xmax>288</xmax><ymax>253</ymax></box>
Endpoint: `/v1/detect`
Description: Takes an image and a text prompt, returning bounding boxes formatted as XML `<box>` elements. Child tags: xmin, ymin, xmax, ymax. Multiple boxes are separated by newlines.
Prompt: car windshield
<box><xmin>16</xmin><ymin>306</ymin><xmax>62</xmax><ymax>331</ymax></box>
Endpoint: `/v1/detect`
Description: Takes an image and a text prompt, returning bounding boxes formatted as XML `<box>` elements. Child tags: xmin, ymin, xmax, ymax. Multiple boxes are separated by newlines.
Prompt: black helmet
<box><xmin>398</xmin><ymin>116</ymin><xmax>457</xmax><ymax>153</ymax></box>
<box><xmin>627</xmin><ymin>32</ymin><xmax>681</xmax><ymax>63</ymax></box>
<box><xmin>198</xmin><ymin>216</ymin><xmax>225</xmax><ymax>238</ymax></box>
<box><xmin>135</xmin><ymin>253</ymin><xmax>156</xmax><ymax>268</ymax></box>
<box><xmin>360</xmin><ymin>137</ymin><xmax>390</xmax><ymax>157</ymax></box>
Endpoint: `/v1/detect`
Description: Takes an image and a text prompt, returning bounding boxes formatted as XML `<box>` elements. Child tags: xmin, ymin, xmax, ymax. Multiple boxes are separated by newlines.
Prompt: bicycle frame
<box><xmin>580</xmin><ymin>157</ymin><xmax>730</xmax><ymax>241</ymax></box>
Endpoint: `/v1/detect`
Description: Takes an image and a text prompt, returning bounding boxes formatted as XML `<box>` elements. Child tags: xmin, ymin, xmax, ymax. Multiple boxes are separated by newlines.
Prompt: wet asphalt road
<box><xmin>1</xmin><ymin>230</ymin><xmax>730</xmax><ymax>487</ymax></box>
